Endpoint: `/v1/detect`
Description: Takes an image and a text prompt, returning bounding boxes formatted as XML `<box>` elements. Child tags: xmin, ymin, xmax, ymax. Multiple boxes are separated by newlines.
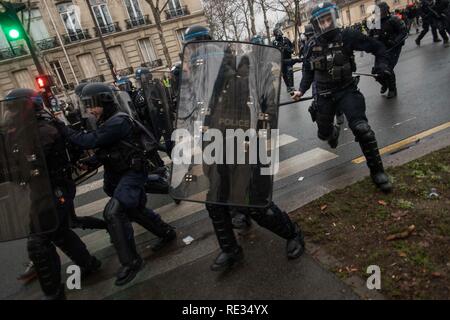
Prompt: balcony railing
<box><xmin>141</xmin><ymin>59</ymin><xmax>163</xmax><ymax>69</ymax></box>
<box><xmin>35</xmin><ymin>37</ymin><xmax>59</xmax><ymax>51</ymax></box>
<box><xmin>116</xmin><ymin>66</ymin><xmax>134</xmax><ymax>77</ymax></box>
<box><xmin>165</xmin><ymin>5</ymin><xmax>190</xmax><ymax>20</ymax></box>
<box><xmin>0</xmin><ymin>45</ymin><xmax>28</xmax><ymax>61</ymax></box>
<box><xmin>125</xmin><ymin>14</ymin><xmax>151</xmax><ymax>29</ymax></box>
<box><xmin>81</xmin><ymin>74</ymin><xmax>106</xmax><ymax>83</ymax></box>
<box><xmin>94</xmin><ymin>22</ymin><xmax>121</xmax><ymax>36</ymax></box>
<box><xmin>62</xmin><ymin>29</ymin><xmax>91</xmax><ymax>45</ymax></box>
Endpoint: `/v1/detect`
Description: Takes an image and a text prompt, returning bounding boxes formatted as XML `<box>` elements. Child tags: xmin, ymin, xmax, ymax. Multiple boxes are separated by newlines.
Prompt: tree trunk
<box><xmin>259</xmin><ymin>0</ymin><xmax>271</xmax><ymax>43</ymax></box>
<box><xmin>146</xmin><ymin>0</ymin><xmax>172</xmax><ymax>67</ymax></box>
<box><xmin>294</xmin><ymin>0</ymin><xmax>300</xmax><ymax>54</ymax></box>
<box><xmin>247</xmin><ymin>0</ymin><xmax>257</xmax><ymax>36</ymax></box>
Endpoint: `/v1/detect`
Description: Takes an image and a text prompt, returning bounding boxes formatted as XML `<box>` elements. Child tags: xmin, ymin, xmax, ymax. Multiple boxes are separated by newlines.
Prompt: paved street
<box><xmin>1</xmin><ymin>33</ymin><xmax>450</xmax><ymax>300</ymax></box>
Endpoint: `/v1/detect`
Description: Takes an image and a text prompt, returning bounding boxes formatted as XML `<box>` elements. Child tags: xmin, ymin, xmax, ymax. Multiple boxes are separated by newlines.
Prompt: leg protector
<box><xmin>206</xmin><ymin>204</ymin><xmax>239</xmax><ymax>253</ymax></box>
<box><xmin>249</xmin><ymin>203</ymin><xmax>297</xmax><ymax>240</ymax></box>
<box><xmin>103</xmin><ymin>198</ymin><xmax>139</xmax><ymax>266</ymax></box>
<box><xmin>352</xmin><ymin>121</ymin><xmax>392</xmax><ymax>193</ymax></box>
<box><xmin>27</xmin><ymin>235</ymin><xmax>62</xmax><ymax>297</ymax></box>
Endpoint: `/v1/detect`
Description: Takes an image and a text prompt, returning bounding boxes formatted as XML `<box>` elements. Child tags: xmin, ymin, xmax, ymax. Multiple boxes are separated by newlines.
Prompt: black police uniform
<box><xmin>26</xmin><ymin>106</ymin><xmax>101</xmax><ymax>300</ymax></box>
<box><xmin>416</xmin><ymin>0</ymin><xmax>445</xmax><ymax>44</ymax></box>
<box><xmin>435</xmin><ymin>0</ymin><xmax>450</xmax><ymax>35</ymax></box>
<box><xmin>368</xmin><ymin>6</ymin><xmax>407</xmax><ymax>97</ymax></box>
<box><xmin>300</xmin><ymin>28</ymin><xmax>392</xmax><ymax>192</ymax></box>
<box><xmin>272</xmin><ymin>33</ymin><xmax>295</xmax><ymax>92</ymax></box>
<box><xmin>62</xmin><ymin>86</ymin><xmax>175</xmax><ymax>286</ymax></box>
<box><xmin>196</xmin><ymin>46</ymin><xmax>305</xmax><ymax>271</ymax></box>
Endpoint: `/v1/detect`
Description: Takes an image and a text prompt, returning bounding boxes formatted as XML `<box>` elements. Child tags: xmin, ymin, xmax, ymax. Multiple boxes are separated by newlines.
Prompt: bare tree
<box><xmin>144</xmin><ymin>0</ymin><xmax>172</xmax><ymax>67</ymax></box>
<box><xmin>247</xmin><ymin>0</ymin><xmax>257</xmax><ymax>36</ymax></box>
<box><xmin>257</xmin><ymin>0</ymin><xmax>274</xmax><ymax>42</ymax></box>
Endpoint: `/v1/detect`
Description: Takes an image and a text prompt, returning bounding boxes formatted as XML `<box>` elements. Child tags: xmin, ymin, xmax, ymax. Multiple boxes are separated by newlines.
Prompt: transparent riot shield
<box><xmin>169</xmin><ymin>41</ymin><xmax>282</xmax><ymax>208</ymax></box>
<box><xmin>141</xmin><ymin>75</ymin><xmax>175</xmax><ymax>143</ymax></box>
<box><xmin>0</xmin><ymin>97</ymin><xmax>59</xmax><ymax>241</ymax></box>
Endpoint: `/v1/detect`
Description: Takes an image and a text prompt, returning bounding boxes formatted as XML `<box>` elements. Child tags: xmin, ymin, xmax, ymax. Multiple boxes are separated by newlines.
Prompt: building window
<box><xmin>124</xmin><ymin>0</ymin><xmax>143</xmax><ymax>20</ymax></box>
<box><xmin>168</xmin><ymin>0</ymin><xmax>183</xmax><ymax>13</ymax></box>
<box><xmin>50</xmin><ymin>61</ymin><xmax>69</xmax><ymax>88</ymax></box>
<box><xmin>12</xmin><ymin>69</ymin><xmax>34</xmax><ymax>89</ymax></box>
<box><xmin>176</xmin><ymin>28</ymin><xmax>187</xmax><ymax>49</ymax></box>
<box><xmin>138</xmin><ymin>38</ymin><xmax>157</xmax><ymax>63</ymax></box>
<box><xmin>108</xmin><ymin>45</ymin><xmax>128</xmax><ymax>71</ymax></box>
<box><xmin>91</xmin><ymin>2</ymin><xmax>115</xmax><ymax>31</ymax></box>
<box><xmin>77</xmin><ymin>53</ymin><xmax>97</xmax><ymax>78</ymax></box>
<box><xmin>360</xmin><ymin>4</ymin><xmax>366</xmax><ymax>16</ymax></box>
<box><xmin>22</xmin><ymin>9</ymin><xmax>50</xmax><ymax>42</ymax></box>
<box><xmin>346</xmin><ymin>10</ymin><xmax>351</xmax><ymax>24</ymax></box>
<box><xmin>58</xmin><ymin>2</ymin><xmax>83</xmax><ymax>35</ymax></box>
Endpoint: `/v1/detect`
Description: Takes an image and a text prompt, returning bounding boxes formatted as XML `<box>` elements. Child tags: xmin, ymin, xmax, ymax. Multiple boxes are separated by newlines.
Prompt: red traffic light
<box><xmin>35</xmin><ymin>75</ymin><xmax>52</xmax><ymax>89</ymax></box>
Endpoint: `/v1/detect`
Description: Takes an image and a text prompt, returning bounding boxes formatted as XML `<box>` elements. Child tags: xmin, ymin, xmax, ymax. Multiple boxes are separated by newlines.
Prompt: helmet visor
<box><xmin>311</xmin><ymin>6</ymin><xmax>341</xmax><ymax>36</ymax></box>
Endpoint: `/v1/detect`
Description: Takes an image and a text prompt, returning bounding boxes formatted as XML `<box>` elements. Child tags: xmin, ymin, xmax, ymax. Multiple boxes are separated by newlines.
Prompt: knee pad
<box><xmin>352</xmin><ymin>121</ymin><xmax>375</xmax><ymax>143</ymax></box>
<box><xmin>103</xmin><ymin>198</ymin><xmax>125</xmax><ymax>222</ymax></box>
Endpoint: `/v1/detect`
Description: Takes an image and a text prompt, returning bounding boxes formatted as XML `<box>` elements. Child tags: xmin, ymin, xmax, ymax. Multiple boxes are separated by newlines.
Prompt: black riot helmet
<box><xmin>184</xmin><ymin>25</ymin><xmax>212</xmax><ymax>43</ymax></box>
<box><xmin>273</xmin><ymin>28</ymin><xmax>283</xmax><ymax>40</ymax></box>
<box><xmin>74</xmin><ymin>82</ymin><xmax>88</xmax><ymax>97</ymax></box>
<box><xmin>377</xmin><ymin>2</ymin><xmax>391</xmax><ymax>19</ymax></box>
<box><xmin>80</xmin><ymin>83</ymin><xmax>117</xmax><ymax>121</ymax></box>
<box><xmin>5</xmin><ymin>88</ymin><xmax>44</xmax><ymax>111</ymax></box>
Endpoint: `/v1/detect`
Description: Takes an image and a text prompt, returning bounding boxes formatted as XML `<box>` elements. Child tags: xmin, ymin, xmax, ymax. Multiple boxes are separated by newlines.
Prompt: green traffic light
<box><xmin>8</xmin><ymin>28</ymin><xmax>20</xmax><ymax>39</ymax></box>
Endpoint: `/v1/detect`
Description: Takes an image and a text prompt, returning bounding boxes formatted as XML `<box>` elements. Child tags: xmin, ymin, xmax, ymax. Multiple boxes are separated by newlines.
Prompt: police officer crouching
<box><xmin>58</xmin><ymin>83</ymin><xmax>176</xmax><ymax>286</ymax></box>
<box><xmin>5</xmin><ymin>89</ymin><xmax>102</xmax><ymax>300</ymax></box>
<box><xmin>292</xmin><ymin>2</ymin><xmax>393</xmax><ymax>193</ymax></box>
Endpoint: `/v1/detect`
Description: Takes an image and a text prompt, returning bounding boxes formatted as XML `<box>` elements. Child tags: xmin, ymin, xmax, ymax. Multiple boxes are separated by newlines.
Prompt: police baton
<box><xmin>279</xmin><ymin>96</ymin><xmax>314</xmax><ymax>107</ymax></box>
<box><xmin>353</xmin><ymin>72</ymin><xmax>379</xmax><ymax>78</ymax></box>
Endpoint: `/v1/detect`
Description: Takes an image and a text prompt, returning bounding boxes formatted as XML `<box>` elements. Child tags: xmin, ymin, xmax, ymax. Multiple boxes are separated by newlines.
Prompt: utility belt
<box><xmin>96</xmin><ymin>142</ymin><xmax>148</xmax><ymax>174</ymax></box>
<box><xmin>308</xmin><ymin>79</ymin><xmax>357</xmax><ymax>123</ymax></box>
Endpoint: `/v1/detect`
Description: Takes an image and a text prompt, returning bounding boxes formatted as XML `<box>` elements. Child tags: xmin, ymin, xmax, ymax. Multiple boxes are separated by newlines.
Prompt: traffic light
<box><xmin>35</xmin><ymin>75</ymin><xmax>52</xmax><ymax>90</ymax></box>
<box><xmin>0</xmin><ymin>1</ymin><xmax>26</xmax><ymax>41</ymax></box>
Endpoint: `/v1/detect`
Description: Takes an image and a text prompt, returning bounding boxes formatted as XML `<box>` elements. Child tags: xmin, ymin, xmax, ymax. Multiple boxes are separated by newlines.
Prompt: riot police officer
<box><xmin>176</xmin><ymin>37</ymin><xmax>306</xmax><ymax>271</ymax></box>
<box><xmin>416</xmin><ymin>0</ymin><xmax>445</xmax><ymax>45</ymax></box>
<box><xmin>292</xmin><ymin>2</ymin><xmax>393</xmax><ymax>193</ymax></box>
<box><xmin>58</xmin><ymin>83</ymin><xmax>176</xmax><ymax>286</ymax></box>
<box><xmin>434</xmin><ymin>0</ymin><xmax>450</xmax><ymax>38</ymax></box>
<box><xmin>368</xmin><ymin>2</ymin><xmax>407</xmax><ymax>99</ymax></box>
<box><xmin>272</xmin><ymin>28</ymin><xmax>295</xmax><ymax>92</ymax></box>
<box><xmin>5</xmin><ymin>88</ymin><xmax>102</xmax><ymax>300</ymax></box>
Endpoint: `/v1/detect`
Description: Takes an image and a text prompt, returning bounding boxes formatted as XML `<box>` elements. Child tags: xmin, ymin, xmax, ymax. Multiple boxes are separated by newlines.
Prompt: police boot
<box><xmin>286</xmin><ymin>223</ymin><xmax>306</xmax><ymax>260</ymax></box>
<box><xmin>415</xmin><ymin>38</ymin><xmax>421</xmax><ymax>46</ymax></box>
<box><xmin>444</xmin><ymin>40</ymin><xmax>450</xmax><ymax>48</ymax></box>
<box><xmin>433</xmin><ymin>38</ymin><xmax>442</xmax><ymax>43</ymax></box>
<box><xmin>354</xmin><ymin>122</ymin><xmax>393</xmax><ymax>193</ymax></box>
<box><xmin>207</xmin><ymin>205</ymin><xmax>243</xmax><ymax>271</ymax></box>
<box><xmin>327</xmin><ymin>125</ymin><xmax>340</xmax><ymax>149</ymax></box>
<box><xmin>115</xmin><ymin>256</ymin><xmax>144</xmax><ymax>287</ymax></box>
<box><xmin>249</xmin><ymin>204</ymin><xmax>305</xmax><ymax>259</ymax></box>
<box><xmin>387</xmin><ymin>74</ymin><xmax>397</xmax><ymax>99</ymax></box>
<box><xmin>42</xmin><ymin>284</ymin><xmax>66</xmax><ymax>300</ymax></box>
<box><xmin>131</xmin><ymin>208</ymin><xmax>176</xmax><ymax>252</ymax></box>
